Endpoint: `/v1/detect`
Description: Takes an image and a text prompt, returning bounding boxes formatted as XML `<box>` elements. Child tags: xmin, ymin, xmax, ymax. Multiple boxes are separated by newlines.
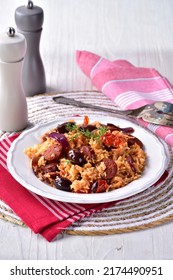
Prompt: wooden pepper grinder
<box><xmin>0</xmin><ymin>27</ymin><xmax>28</xmax><ymax>131</ymax></box>
<box><xmin>15</xmin><ymin>0</ymin><xmax>46</xmax><ymax>97</ymax></box>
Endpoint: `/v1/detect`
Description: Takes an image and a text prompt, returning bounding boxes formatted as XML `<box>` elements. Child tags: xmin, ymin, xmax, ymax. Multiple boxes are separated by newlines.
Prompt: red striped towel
<box><xmin>0</xmin><ymin>135</ymin><xmax>115</xmax><ymax>242</ymax></box>
<box><xmin>76</xmin><ymin>50</ymin><xmax>173</xmax><ymax>146</ymax></box>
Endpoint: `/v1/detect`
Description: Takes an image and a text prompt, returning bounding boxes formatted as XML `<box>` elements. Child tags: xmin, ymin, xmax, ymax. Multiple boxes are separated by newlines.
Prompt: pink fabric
<box><xmin>76</xmin><ymin>50</ymin><xmax>173</xmax><ymax>146</ymax></box>
<box><xmin>0</xmin><ymin>135</ymin><xmax>115</xmax><ymax>242</ymax></box>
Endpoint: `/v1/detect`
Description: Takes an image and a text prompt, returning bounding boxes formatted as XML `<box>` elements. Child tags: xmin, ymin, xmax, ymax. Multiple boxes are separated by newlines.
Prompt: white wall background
<box><xmin>0</xmin><ymin>0</ymin><xmax>173</xmax><ymax>92</ymax></box>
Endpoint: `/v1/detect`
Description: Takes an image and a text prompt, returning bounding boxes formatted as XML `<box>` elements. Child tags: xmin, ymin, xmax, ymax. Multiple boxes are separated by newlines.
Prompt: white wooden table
<box><xmin>0</xmin><ymin>0</ymin><xmax>173</xmax><ymax>260</ymax></box>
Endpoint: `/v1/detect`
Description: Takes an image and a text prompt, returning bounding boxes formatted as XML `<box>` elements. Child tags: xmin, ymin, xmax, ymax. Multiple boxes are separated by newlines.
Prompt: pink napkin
<box><xmin>76</xmin><ymin>50</ymin><xmax>173</xmax><ymax>146</ymax></box>
<box><xmin>0</xmin><ymin>135</ymin><xmax>116</xmax><ymax>242</ymax></box>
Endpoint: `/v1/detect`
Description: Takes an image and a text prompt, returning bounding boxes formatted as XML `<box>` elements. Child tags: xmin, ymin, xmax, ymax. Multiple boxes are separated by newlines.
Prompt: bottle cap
<box><xmin>0</xmin><ymin>27</ymin><xmax>26</xmax><ymax>63</ymax></box>
<box><xmin>15</xmin><ymin>1</ymin><xmax>44</xmax><ymax>32</ymax></box>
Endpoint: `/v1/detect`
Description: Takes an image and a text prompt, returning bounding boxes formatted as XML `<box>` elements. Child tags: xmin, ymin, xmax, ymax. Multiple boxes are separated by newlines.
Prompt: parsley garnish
<box><xmin>65</xmin><ymin>123</ymin><xmax>108</xmax><ymax>142</ymax></box>
<box><xmin>65</xmin><ymin>123</ymin><xmax>78</xmax><ymax>132</ymax></box>
<box><xmin>90</xmin><ymin>126</ymin><xmax>108</xmax><ymax>143</ymax></box>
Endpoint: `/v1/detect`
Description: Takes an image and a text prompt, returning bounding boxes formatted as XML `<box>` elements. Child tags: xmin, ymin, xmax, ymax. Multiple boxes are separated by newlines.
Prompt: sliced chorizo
<box><xmin>80</xmin><ymin>145</ymin><xmax>95</xmax><ymax>161</ymax></box>
<box><xmin>103</xmin><ymin>158</ymin><xmax>117</xmax><ymax>179</ymax></box>
<box><xmin>41</xmin><ymin>162</ymin><xmax>58</xmax><ymax>173</ymax></box>
<box><xmin>43</xmin><ymin>143</ymin><xmax>62</xmax><ymax>161</ymax></box>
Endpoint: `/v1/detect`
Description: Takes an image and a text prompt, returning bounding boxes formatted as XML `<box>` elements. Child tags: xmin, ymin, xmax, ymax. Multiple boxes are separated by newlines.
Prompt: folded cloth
<box><xmin>76</xmin><ymin>50</ymin><xmax>173</xmax><ymax>146</ymax></box>
<box><xmin>0</xmin><ymin>135</ymin><xmax>116</xmax><ymax>242</ymax></box>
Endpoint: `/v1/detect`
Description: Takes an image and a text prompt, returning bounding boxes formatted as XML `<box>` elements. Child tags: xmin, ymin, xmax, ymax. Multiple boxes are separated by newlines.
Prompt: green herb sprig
<box><xmin>65</xmin><ymin>123</ymin><xmax>107</xmax><ymax>142</ymax></box>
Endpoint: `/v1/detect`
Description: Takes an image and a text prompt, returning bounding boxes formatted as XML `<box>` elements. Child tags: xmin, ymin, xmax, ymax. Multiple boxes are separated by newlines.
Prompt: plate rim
<box><xmin>7</xmin><ymin>115</ymin><xmax>169</xmax><ymax>204</ymax></box>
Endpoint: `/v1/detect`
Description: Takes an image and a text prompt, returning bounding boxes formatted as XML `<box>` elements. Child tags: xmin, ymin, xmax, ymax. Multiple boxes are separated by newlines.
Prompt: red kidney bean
<box><xmin>67</xmin><ymin>148</ymin><xmax>86</xmax><ymax>166</ymax></box>
<box><xmin>54</xmin><ymin>176</ymin><xmax>72</xmax><ymax>192</ymax></box>
<box><xmin>57</xmin><ymin>121</ymin><xmax>75</xmax><ymax>133</ymax></box>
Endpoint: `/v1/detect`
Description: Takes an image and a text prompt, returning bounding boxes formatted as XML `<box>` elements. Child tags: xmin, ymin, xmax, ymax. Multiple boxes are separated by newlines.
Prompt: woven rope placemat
<box><xmin>1</xmin><ymin>90</ymin><xmax>173</xmax><ymax>235</ymax></box>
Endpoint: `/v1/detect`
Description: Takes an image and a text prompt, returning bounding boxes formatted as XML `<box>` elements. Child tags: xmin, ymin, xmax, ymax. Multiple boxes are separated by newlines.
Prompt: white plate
<box><xmin>7</xmin><ymin>115</ymin><xmax>169</xmax><ymax>204</ymax></box>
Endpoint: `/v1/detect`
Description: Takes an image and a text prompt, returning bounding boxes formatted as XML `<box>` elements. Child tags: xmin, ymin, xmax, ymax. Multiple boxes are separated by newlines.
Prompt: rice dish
<box><xmin>24</xmin><ymin>116</ymin><xmax>147</xmax><ymax>193</ymax></box>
